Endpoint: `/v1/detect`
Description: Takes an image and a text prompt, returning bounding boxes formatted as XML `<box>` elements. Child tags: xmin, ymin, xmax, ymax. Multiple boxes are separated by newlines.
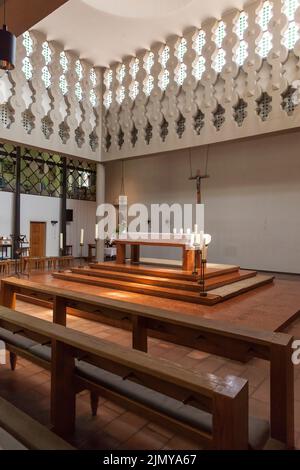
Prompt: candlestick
<box><xmin>59</xmin><ymin>233</ymin><xmax>63</xmax><ymax>250</ymax></box>
<box><xmin>80</xmin><ymin>229</ymin><xmax>84</xmax><ymax>245</ymax></box>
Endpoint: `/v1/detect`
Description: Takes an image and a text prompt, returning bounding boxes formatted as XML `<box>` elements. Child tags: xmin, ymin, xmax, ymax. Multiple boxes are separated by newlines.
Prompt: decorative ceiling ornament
<box><xmin>0</xmin><ymin>0</ymin><xmax>16</xmax><ymax>71</ymax></box>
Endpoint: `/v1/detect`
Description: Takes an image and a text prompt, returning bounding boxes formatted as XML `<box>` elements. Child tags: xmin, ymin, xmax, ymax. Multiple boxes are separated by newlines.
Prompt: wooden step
<box><xmin>209</xmin><ymin>275</ymin><xmax>274</xmax><ymax>300</ymax></box>
<box><xmin>52</xmin><ymin>271</ymin><xmax>221</xmax><ymax>305</ymax></box>
<box><xmin>71</xmin><ymin>266</ymin><xmax>257</xmax><ymax>292</ymax></box>
<box><xmin>89</xmin><ymin>261</ymin><xmax>240</xmax><ymax>281</ymax></box>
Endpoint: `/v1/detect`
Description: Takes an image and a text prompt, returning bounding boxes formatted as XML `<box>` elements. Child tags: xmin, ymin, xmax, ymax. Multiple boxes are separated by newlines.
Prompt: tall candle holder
<box><xmin>192</xmin><ymin>244</ymin><xmax>200</xmax><ymax>275</ymax></box>
<box><xmin>79</xmin><ymin>243</ymin><xmax>84</xmax><ymax>267</ymax></box>
<box><xmin>199</xmin><ymin>247</ymin><xmax>208</xmax><ymax>297</ymax></box>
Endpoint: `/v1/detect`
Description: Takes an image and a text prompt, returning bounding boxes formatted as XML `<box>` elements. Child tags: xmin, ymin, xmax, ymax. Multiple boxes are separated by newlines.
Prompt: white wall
<box><xmin>0</xmin><ymin>193</ymin><xmax>96</xmax><ymax>258</ymax></box>
<box><xmin>0</xmin><ymin>192</ymin><xmax>14</xmax><ymax>238</ymax></box>
<box><xmin>20</xmin><ymin>194</ymin><xmax>61</xmax><ymax>257</ymax></box>
<box><xmin>67</xmin><ymin>200</ymin><xmax>97</xmax><ymax>258</ymax></box>
<box><xmin>105</xmin><ymin>131</ymin><xmax>300</xmax><ymax>274</ymax></box>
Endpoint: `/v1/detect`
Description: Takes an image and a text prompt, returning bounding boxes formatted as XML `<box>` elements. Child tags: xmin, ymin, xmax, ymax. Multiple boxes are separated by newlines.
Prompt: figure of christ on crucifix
<box><xmin>188</xmin><ymin>146</ymin><xmax>210</xmax><ymax>204</ymax></box>
<box><xmin>189</xmin><ymin>169</ymin><xmax>210</xmax><ymax>204</ymax></box>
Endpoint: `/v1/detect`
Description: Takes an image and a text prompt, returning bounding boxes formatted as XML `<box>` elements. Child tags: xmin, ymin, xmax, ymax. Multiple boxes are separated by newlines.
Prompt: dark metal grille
<box><xmin>145</xmin><ymin>120</ymin><xmax>153</xmax><ymax>145</ymax></box>
<box><xmin>160</xmin><ymin>116</ymin><xmax>169</xmax><ymax>142</ymax></box>
<box><xmin>0</xmin><ymin>142</ymin><xmax>16</xmax><ymax>192</ymax></box>
<box><xmin>67</xmin><ymin>158</ymin><xmax>96</xmax><ymax>201</ymax></box>
<box><xmin>281</xmin><ymin>85</ymin><xmax>297</xmax><ymax>116</ymax></box>
<box><xmin>234</xmin><ymin>99</ymin><xmax>248</xmax><ymax>127</ymax></box>
<box><xmin>213</xmin><ymin>104</ymin><xmax>225</xmax><ymax>131</ymax></box>
<box><xmin>176</xmin><ymin>113</ymin><xmax>186</xmax><ymax>139</ymax></box>
<box><xmin>0</xmin><ymin>141</ymin><xmax>96</xmax><ymax>201</ymax></box>
<box><xmin>256</xmin><ymin>92</ymin><xmax>272</xmax><ymax>121</ymax></box>
<box><xmin>194</xmin><ymin>108</ymin><xmax>205</xmax><ymax>135</ymax></box>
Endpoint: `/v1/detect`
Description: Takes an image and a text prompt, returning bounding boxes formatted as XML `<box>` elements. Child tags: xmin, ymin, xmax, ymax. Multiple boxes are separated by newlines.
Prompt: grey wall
<box><xmin>105</xmin><ymin>131</ymin><xmax>300</xmax><ymax>273</ymax></box>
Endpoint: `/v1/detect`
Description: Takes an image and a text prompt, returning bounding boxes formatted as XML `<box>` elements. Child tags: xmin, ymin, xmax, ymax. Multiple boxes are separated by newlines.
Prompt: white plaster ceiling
<box><xmin>34</xmin><ymin>0</ymin><xmax>247</xmax><ymax>67</ymax></box>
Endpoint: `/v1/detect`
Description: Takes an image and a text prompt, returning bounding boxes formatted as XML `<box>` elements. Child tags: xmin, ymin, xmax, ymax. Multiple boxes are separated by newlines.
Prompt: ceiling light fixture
<box><xmin>0</xmin><ymin>0</ymin><xmax>16</xmax><ymax>71</ymax></box>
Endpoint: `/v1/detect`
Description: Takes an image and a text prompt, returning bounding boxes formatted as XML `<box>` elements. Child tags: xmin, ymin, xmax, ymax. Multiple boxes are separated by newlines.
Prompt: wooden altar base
<box><xmin>52</xmin><ymin>261</ymin><xmax>274</xmax><ymax>306</ymax></box>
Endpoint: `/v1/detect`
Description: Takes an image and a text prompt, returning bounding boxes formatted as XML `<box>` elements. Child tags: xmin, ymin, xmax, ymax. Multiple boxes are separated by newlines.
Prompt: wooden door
<box><xmin>30</xmin><ymin>222</ymin><xmax>46</xmax><ymax>257</ymax></box>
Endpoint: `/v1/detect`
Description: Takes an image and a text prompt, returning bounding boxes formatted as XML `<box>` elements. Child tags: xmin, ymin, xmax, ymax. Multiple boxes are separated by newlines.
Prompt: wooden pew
<box><xmin>0</xmin><ymin>397</ymin><xmax>74</xmax><ymax>450</ymax></box>
<box><xmin>0</xmin><ymin>306</ymin><xmax>253</xmax><ymax>450</ymax></box>
<box><xmin>0</xmin><ymin>277</ymin><xmax>294</xmax><ymax>448</ymax></box>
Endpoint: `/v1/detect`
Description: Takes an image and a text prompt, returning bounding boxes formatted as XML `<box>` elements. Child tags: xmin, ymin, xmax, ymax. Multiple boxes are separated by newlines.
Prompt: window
<box><xmin>235</xmin><ymin>11</ymin><xmax>248</xmax><ymax>66</ymax></box>
<box><xmin>41</xmin><ymin>42</ymin><xmax>52</xmax><ymax>89</ymax></box>
<box><xmin>143</xmin><ymin>52</ymin><xmax>154</xmax><ymax>96</ymax></box>
<box><xmin>129</xmin><ymin>58</ymin><xmax>139</xmax><ymax>101</ymax></box>
<box><xmin>174</xmin><ymin>38</ymin><xmax>187</xmax><ymax>86</ymax></box>
<box><xmin>213</xmin><ymin>21</ymin><xmax>226</xmax><ymax>73</ymax></box>
<box><xmin>158</xmin><ymin>45</ymin><xmax>170</xmax><ymax>91</ymax></box>
<box><xmin>116</xmin><ymin>63</ymin><xmax>126</xmax><ymax>105</ymax></box>
<box><xmin>103</xmin><ymin>69</ymin><xmax>113</xmax><ymax>109</ymax></box>
<box><xmin>192</xmin><ymin>30</ymin><xmax>206</xmax><ymax>80</ymax></box>
<box><xmin>22</xmin><ymin>32</ymin><xmax>33</xmax><ymax>80</ymax></box>
<box><xmin>59</xmin><ymin>52</ymin><xmax>68</xmax><ymax>96</ymax></box>
<box><xmin>89</xmin><ymin>68</ymin><xmax>97</xmax><ymax>107</ymax></box>
<box><xmin>257</xmin><ymin>1</ymin><xmax>273</xmax><ymax>58</ymax></box>
<box><xmin>75</xmin><ymin>60</ymin><xmax>83</xmax><ymax>102</ymax></box>
<box><xmin>282</xmin><ymin>0</ymin><xmax>299</xmax><ymax>49</ymax></box>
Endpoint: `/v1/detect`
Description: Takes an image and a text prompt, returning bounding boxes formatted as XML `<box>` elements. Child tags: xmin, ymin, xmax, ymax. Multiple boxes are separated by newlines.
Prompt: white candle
<box><xmin>194</xmin><ymin>224</ymin><xmax>198</xmax><ymax>235</ymax></box>
<box><xmin>190</xmin><ymin>234</ymin><xmax>195</xmax><ymax>247</ymax></box>
<box><xmin>196</xmin><ymin>234</ymin><xmax>201</xmax><ymax>245</ymax></box>
<box><xmin>95</xmin><ymin>223</ymin><xmax>99</xmax><ymax>240</ymax></box>
<box><xmin>80</xmin><ymin>229</ymin><xmax>84</xmax><ymax>245</ymax></box>
<box><xmin>173</xmin><ymin>228</ymin><xmax>177</xmax><ymax>235</ymax></box>
<box><xmin>179</xmin><ymin>228</ymin><xmax>184</xmax><ymax>236</ymax></box>
<box><xmin>59</xmin><ymin>233</ymin><xmax>63</xmax><ymax>250</ymax></box>
<box><xmin>187</xmin><ymin>228</ymin><xmax>191</xmax><ymax>235</ymax></box>
<box><xmin>199</xmin><ymin>231</ymin><xmax>204</xmax><ymax>249</ymax></box>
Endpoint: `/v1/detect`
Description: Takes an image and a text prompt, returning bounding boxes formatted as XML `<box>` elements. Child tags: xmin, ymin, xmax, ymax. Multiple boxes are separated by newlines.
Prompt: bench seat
<box><xmin>0</xmin><ymin>331</ymin><xmax>270</xmax><ymax>450</ymax></box>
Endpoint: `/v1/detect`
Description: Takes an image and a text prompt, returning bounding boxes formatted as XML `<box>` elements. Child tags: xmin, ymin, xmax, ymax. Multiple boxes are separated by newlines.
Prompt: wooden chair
<box><xmin>0</xmin><ymin>397</ymin><xmax>74</xmax><ymax>450</ymax></box>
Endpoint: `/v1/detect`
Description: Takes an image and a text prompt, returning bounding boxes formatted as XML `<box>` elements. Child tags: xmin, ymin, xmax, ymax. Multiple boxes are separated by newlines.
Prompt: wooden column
<box><xmin>0</xmin><ymin>281</ymin><xmax>16</xmax><ymax>309</ymax></box>
<box><xmin>132</xmin><ymin>315</ymin><xmax>148</xmax><ymax>352</ymax></box>
<box><xmin>53</xmin><ymin>296</ymin><xmax>67</xmax><ymax>326</ymax></box>
<box><xmin>12</xmin><ymin>146</ymin><xmax>21</xmax><ymax>260</ymax></box>
<box><xmin>51</xmin><ymin>340</ymin><xmax>76</xmax><ymax>437</ymax></box>
<box><xmin>270</xmin><ymin>341</ymin><xmax>294</xmax><ymax>448</ymax></box>
<box><xmin>213</xmin><ymin>381</ymin><xmax>249</xmax><ymax>450</ymax></box>
<box><xmin>131</xmin><ymin>245</ymin><xmax>140</xmax><ymax>265</ymax></box>
<box><xmin>60</xmin><ymin>157</ymin><xmax>67</xmax><ymax>257</ymax></box>
<box><xmin>116</xmin><ymin>243</ymin><xmax>126</xmax><ymax>264</ymax></box>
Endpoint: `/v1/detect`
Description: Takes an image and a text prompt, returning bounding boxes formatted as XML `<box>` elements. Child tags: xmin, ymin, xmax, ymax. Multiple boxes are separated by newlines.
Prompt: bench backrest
<box><xmin>0</xmin><ymin>306</ymin><xmax>248</xmax><ymax>450</ymax></box>
<box><xmin>0</xmin><ymin>277</ymin><xmax>294</xmax><ymax>448</ymax></box>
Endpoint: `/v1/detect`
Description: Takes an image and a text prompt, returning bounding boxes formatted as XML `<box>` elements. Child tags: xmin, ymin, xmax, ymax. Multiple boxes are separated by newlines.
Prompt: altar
<box><xmin>115</xmin><ymin>234</ymin><xmax>196</xmax><ymax>271</ymax></box>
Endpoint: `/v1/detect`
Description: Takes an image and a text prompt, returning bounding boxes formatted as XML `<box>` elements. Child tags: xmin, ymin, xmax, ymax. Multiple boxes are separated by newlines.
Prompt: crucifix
<box><xmin>188</xmin><ymin>146</ymin><xmax>210</xmax><ymax>204</ymax></box>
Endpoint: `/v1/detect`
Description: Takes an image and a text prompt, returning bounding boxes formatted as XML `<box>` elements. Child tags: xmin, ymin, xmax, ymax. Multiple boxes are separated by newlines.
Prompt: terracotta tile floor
<box><xmin>0</xmin><ymin>273</ymin><xmax>300</xmax><ymax>449</ymax></box>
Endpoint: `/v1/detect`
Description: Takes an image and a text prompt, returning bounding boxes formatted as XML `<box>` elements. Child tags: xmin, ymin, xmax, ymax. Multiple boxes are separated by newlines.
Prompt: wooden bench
<box><xmin>0</xmin><ymin>306</ymin><xmax>270</xmax><ymax>450</ymax></box>
<box><xmin>0</xmin><ymin>397</ymin><xmax>74</xmax><ymax>450</ymax></box>
<box><xmin>0</xmin><ymin>277</ymin><xmax>294</xmax><ymax>448</ymax></box>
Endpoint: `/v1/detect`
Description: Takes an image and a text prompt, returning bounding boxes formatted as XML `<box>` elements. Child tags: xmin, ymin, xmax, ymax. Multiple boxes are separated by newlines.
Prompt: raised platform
<box><xmin>52</xmin><ymin>261</ymin><xmax>274</xmax><ymax>306</ymax></box>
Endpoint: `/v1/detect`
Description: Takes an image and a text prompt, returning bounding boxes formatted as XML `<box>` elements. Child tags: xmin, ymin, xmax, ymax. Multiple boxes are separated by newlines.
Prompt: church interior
<box><xmin>0</xmin><ymin>0</ymin><xmax>300</xmax><ymax>454</ymax></box>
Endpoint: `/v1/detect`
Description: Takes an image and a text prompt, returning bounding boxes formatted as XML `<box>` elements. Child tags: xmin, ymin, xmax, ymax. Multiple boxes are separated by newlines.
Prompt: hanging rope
<box><xmin>189</xmin><ymin>148</ymin><xmax>193</xmax><ymax>178</ymax></box>
<box><xmin>205</xmin><ymin>145</ymin><xmax>210</xmax><ymax>176</ymax></box>
<box><xmin>120</xmin><ymin>159</ymin><xmax>125</xmax><ymax>195</ymax></box>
